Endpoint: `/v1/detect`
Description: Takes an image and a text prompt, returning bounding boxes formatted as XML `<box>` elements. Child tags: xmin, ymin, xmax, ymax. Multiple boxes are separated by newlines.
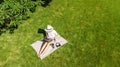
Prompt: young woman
<box><xmin>38</xmin><ymin>25</ymin><xmax>58</xmax><ymax>57</ymax></box>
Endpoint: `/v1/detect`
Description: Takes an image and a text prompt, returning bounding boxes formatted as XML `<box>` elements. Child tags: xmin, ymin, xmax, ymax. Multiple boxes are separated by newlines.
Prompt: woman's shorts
<box><xmin>43</xmin><ymin>38</ymin><xmax>52</xmax><ymax>42</ymax></box>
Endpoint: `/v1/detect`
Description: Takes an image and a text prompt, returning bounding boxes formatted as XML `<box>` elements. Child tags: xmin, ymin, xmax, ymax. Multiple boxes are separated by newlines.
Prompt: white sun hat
<box><xmin>45</xmin><ymin>25</ymin><xmax>54</xmax><ymax>32</ymax></box>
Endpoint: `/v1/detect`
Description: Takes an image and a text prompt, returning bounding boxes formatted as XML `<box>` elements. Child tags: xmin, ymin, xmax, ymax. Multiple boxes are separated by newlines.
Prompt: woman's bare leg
<box><xmin>38</xmin><ymin>42</ymin><xmax>48</xmax><ymax>57</ymax></box>
<box><xmin>40</xmin><ymin>40</ymin><xmax>54</xmax><ymax>56</ymax></box>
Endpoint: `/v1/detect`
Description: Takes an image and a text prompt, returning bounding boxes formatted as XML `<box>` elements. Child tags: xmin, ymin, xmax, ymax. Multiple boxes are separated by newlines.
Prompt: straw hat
<box><xmin>45</xmin><ymin>25</ymin><xmax>53</xmax><ymax>32</ymax></box>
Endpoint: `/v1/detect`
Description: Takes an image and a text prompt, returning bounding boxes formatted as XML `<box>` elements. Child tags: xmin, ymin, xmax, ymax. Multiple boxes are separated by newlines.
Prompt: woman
<box><xmin>38</xmin><ymin>25</ymin><xmax>58</xmax><ymax>57</ymax></box>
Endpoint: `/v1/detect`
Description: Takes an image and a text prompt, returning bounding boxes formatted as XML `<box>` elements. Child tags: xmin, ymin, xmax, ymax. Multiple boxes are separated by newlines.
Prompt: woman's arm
<box><xmin>45</xmin><ymin>32</ymin><xmax>48</xmax><ymax>38</ymax></box>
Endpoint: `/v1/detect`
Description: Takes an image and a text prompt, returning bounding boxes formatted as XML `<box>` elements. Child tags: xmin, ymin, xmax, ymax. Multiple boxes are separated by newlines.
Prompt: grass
<box><xmin>0</xmin><ymin>0</ymin><xmax>120</xmax><ymax>67</ymax></box>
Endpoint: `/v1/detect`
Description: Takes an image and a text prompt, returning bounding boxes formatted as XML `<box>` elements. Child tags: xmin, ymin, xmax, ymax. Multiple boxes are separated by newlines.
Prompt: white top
<box><xmin>46</xmin><ymin>30</ymin><xmax>58</xmax><ymax>39</ymax></box>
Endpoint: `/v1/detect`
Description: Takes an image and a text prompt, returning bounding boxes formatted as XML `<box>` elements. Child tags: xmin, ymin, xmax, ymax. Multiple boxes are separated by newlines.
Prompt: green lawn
<box><xmin>0</xmin><ymin>0</ymin><xmax>120</xmax><ymax>67</ymax></box>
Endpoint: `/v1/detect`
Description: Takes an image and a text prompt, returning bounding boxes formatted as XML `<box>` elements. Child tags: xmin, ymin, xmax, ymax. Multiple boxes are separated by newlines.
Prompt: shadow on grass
<box><xmin>38</xmin><ymin>28</ymin><xmax>46</xmax><ymax>38</ymax></box>
<box><xmin>41</xmin><ymin>0</ymin><xmax>52</xmax><ymax>7</ymax></box>
<box><xmin>0</xmin><ymin>0</ymin><xmax>4</xmax><ymax>4</ymax></box>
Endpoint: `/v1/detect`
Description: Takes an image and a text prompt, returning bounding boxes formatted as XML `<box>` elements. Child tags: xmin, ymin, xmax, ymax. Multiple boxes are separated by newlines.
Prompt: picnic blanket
<box><xmin>31</xmin><ymin>35</ymin><xmax>67</xmax><ymax>59</ymax></box>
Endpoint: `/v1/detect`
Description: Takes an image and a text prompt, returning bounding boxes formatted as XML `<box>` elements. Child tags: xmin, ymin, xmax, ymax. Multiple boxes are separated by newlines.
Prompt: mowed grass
<box><xmin>0</xmin><ymin>0</ymin><xmax>120</xmax><ymax>67</ymax></box>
